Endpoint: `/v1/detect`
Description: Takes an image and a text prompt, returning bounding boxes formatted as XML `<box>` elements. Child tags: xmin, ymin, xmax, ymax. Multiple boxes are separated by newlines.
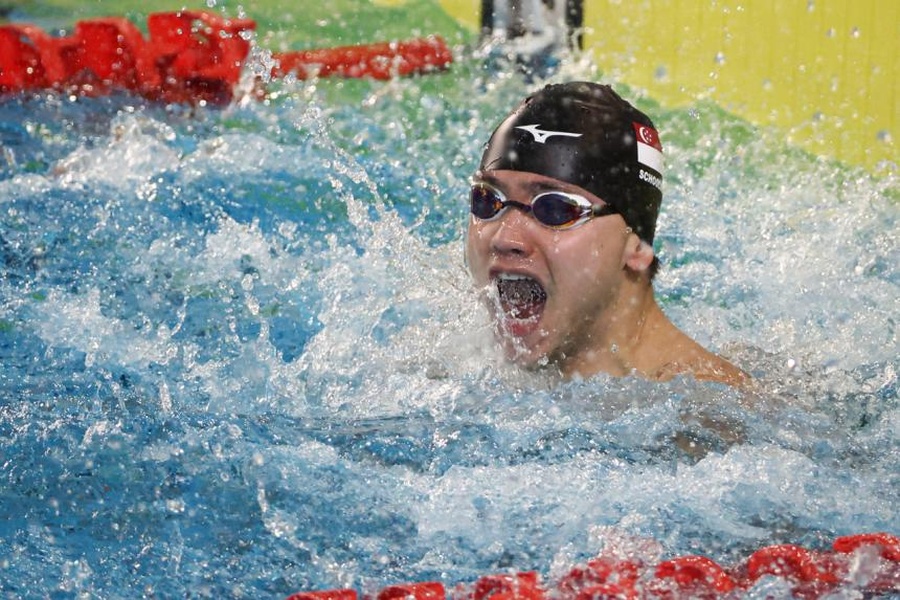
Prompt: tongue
<box><xmin>497</xmin><ymin>277</ymin><xmax>547</xmax><ymax>320</ymax></box>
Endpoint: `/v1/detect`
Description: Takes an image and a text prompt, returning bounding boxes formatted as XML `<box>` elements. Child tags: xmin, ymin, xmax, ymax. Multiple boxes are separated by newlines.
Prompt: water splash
<box><xmin>0</xmin><ymin>50</ymin><xmax>896</xmax><ymax>597</ymax></box>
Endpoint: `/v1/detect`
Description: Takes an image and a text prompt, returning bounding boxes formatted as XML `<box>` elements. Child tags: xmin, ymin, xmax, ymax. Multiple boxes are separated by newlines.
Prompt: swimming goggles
<box><xmin>470</xmin><ymin>182</ymin><xmax>618</xmax><ymax>230</ymax></box>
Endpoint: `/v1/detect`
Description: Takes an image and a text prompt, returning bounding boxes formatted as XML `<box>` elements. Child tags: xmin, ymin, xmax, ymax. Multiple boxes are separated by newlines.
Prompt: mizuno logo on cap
<box><xmin>516</xmin><ymin>124</ymin><xmax>583</xmax><ymax>144</ymax></box>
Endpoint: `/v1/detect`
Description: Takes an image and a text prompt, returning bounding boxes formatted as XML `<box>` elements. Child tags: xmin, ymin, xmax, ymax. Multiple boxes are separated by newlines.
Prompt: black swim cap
<box><xmin>479</xmin><ymin>82</ymin><xmax>663</xmax><ymax>243</ymax></box>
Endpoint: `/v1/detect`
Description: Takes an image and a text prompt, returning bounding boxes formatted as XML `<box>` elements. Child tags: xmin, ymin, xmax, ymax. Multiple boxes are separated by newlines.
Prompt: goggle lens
<box><xmin>470</xmin><ymin>184</ymin><xmax>505</xmax><ymax>220</ymax></box>
<box><xmin>532</xmin><ymin>193</ymin><xmax>587</xmax><ymax>227</ymax></box>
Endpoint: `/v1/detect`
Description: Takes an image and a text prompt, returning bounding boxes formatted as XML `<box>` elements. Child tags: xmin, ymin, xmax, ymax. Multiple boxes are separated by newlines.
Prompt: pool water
<box><xmin>0</xmin><ymin>46</ymin><xmax>897</xmax><ymax>597</ymax></box>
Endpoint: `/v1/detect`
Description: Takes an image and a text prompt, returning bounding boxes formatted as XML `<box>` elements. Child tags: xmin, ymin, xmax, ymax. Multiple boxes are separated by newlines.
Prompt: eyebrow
<box><xmin>475</xmin><ymin>172</ymin><xmax>576</xmax><ymax>195</ymax></box>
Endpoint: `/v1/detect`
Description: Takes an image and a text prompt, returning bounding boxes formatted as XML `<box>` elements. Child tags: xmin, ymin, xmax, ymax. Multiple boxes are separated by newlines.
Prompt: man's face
<box><xmin>465</xmin><ymin>170</ymin><xmax>633</xmax><ymax>371</ymax></box>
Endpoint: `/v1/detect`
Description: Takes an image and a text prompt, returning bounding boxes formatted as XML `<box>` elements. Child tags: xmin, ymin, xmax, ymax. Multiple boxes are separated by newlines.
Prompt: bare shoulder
<box><xmin>679</xmin><ymin>349</ymin><xmax>751</xmax><ymax>387</ymax></box>
<box><xmin>637</xmin><ymin>310</ymin><xmax>751</xmax><ymax>387</ymax></box>
<box><xmin>647</xmin><ymin>340</ymin><xmax>749</xmax><ymax>387</ymax></box>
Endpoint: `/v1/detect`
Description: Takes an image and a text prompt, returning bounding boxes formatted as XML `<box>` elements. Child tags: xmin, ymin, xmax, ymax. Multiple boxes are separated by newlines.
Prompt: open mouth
<box><xmin>495</xmin><ymin>273</ymin><xmax>547</xmax><ymax>324</ymax></box>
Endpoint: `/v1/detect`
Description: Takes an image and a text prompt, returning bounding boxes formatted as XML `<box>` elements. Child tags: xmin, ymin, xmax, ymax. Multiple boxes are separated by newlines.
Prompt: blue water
<box><xmin>0</xmin><ymin>55</ymin><xmax>898</xmax><ymax>598</ymax></box>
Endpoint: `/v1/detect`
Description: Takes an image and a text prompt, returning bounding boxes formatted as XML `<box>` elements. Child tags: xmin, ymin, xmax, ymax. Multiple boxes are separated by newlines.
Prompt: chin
<box><xmin>496</xmin><ymin>331</ymin><xmax>552</xmax><ymax>370</ymax></box>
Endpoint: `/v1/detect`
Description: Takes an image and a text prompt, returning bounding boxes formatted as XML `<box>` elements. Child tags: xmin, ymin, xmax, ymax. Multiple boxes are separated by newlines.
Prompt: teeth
<box><xmin>497</xmin><ymin>273</ymin><xmax>532</xmax><ymax>281</ymax></box>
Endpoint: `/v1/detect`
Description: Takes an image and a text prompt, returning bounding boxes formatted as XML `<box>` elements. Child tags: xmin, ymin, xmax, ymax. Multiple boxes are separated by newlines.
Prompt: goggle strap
<box><xmin>590</xmin><ymin>204</ymin><xmax>618</xmax><ymax>218</ymax></box>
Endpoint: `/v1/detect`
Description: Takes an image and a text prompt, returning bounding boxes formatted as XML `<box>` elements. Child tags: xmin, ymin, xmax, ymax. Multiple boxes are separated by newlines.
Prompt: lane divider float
<box><xmin>0</xmin><ymin>10</ymin><xmax>453</xmax><ymax>104</ymax></box>
<box><xmin>287</xmin><ymin>533</ymin><xmax>899</xmax><ymax>600</ymax></box>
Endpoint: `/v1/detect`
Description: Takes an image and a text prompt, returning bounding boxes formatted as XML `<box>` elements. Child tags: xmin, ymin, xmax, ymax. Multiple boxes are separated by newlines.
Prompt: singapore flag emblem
<box><xmin>633</xmin><ymin>122</ymin><xmax>664</xmax><ymax>174</ymax></box>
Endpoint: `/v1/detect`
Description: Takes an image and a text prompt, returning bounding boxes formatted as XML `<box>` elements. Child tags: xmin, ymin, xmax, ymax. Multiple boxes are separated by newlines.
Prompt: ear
<box><xmin>623</xmin><ymin>237</ymin><xmax>655</xmax><ymax>273</ymax></box>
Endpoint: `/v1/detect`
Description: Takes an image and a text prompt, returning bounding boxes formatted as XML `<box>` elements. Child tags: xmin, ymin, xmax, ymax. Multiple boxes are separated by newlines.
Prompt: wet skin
<box><xmin>466</xmin><ymin>169</ymin><xmax>749</xmax><ymax>386</ymax></box>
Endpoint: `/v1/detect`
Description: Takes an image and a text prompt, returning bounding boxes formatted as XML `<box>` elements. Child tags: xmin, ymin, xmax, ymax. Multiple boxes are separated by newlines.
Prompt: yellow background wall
<box><xmin>438</xmin><ymin>0</ymin><xmax>898</xmax><ymax>173</ymax></box>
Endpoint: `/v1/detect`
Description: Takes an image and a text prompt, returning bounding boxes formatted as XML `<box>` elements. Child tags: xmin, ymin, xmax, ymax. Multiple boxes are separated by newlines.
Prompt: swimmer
<box><xmin>466</xmin><ymin>81</ymin><xmax>748</xmax><ymax>386</ymax></box>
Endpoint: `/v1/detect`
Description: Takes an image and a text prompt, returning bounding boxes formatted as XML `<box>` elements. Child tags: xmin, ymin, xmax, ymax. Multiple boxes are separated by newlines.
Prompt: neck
<box><xmin>559</xmin><ymin>276</ymin><xmax>659</xmax><ymax>379</ymax></box>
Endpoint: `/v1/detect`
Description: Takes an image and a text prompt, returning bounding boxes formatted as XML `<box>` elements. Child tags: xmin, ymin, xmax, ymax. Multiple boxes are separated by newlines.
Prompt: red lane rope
<box><xmin>287</xmin><ymin>533</ymin><xmax>899</xmax><ymax>600</ymax></box>
<box><xmin>0</xmin><ymin>10</ymin><xmax>452</xmax><ymax>104</ymax></box>
<box><xmin>272</xmin><ymin>37</ymin><xmax>453</xmax><ymax>81</ymax></box>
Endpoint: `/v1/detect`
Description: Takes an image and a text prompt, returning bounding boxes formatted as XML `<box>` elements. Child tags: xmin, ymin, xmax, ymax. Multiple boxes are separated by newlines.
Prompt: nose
<box><xmin>489</xmin><ymin>205</ymin><xmax>534</xmax><ymax>257</ymax></box>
